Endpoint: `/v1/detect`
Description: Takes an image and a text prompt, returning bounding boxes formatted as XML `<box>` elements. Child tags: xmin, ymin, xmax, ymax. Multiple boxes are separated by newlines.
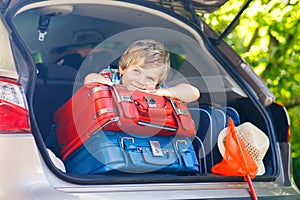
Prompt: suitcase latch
<box><xmin>87</xmin><ymin>86</ymin><xmax>109</xmax><ymax>98</ymax></box>
<box><xmin>169</xmin><ymin>98</ymin><xmax>188</xmax><ymax>115</ymax></box>
<box><xmin>112</xmin><ymin>85</ymin><xmax>133</xmax><ymax>103</ymax></box>
<box><xmin>150</xmin><ymin>140</ymin><xmax>163</xmax><ymax>157</ymax></box>
<box><xmin>145</xmin><ymin>96</ymin><xmax>156</xmax><ymax>108</ymax></box>
<box><xmin>175</xmin><ymin>140</ymin><xmax>188</xmax><ymax>152</ymax></box>
<box><xmin>93</xmin><ymin>108</ymin><xmax>116</xmax><ymax>119</ymax></box>
<box><xmin>121</xmin><ymin>137</ymin><xmax>135</xmax><ymax>150</ymax></box>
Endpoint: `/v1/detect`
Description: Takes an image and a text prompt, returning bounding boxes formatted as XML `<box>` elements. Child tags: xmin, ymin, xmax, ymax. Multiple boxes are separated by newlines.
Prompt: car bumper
<box><xmin>1</xmin><ymin>134</ymin><xmax>299</xmax><ymax>200</ymax></box>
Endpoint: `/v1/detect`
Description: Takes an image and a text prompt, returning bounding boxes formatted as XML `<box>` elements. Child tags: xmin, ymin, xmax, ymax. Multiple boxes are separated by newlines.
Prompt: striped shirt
<box><xmin>99</xmin><ymin>66</ymin><xmax>121</xmax><ymax>84</ymax></box>
<box><xmin>99</xmin><ymin>66</ymin><xmax>165</xmax><ymax>89</ymax></box>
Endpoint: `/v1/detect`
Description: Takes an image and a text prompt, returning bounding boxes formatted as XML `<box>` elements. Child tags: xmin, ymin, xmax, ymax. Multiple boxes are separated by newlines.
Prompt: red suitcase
<box><xmin>53</xmin><ymin>83</ymin><xmax>196</xmax><ymax>160</ymax></box>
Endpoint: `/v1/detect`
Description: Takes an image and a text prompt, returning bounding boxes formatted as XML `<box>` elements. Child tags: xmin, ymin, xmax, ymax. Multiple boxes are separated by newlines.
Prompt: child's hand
<box><xmin>143</xmin><ymin>89</ymin><xmax>171</xmax><ymax>97</ymax></box>
<box><xmin>98</xmin><ymin>75</ymin><xmax>114</xmax><ymax>86</ymax></box>
<box><xmin>144</xmin><ymin>85</ymin><xmax>200</xmax><ymax>103</ymax></box>
<box><xmin>142</xmin><ymin>89</ymin><xmax>157</xmax><ymax>94</ymax></box>
<box><xmin>84</xmin><ymin>73</ymin><xmax>113</xmax><ymax>86</ymax></box>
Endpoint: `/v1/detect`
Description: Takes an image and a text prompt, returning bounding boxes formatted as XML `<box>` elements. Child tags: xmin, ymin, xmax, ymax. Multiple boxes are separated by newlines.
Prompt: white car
<box><xmin>0</xmin><ymin>0</ymin><xmax>299</xmax><ymax>199</ymax></box>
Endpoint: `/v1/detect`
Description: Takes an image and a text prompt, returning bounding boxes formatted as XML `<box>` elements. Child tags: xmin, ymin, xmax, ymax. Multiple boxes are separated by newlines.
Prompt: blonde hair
<box><xmin>118</xmin><ymin>39</ymin><xmax>170</xmax><ymax>85</ymax></box>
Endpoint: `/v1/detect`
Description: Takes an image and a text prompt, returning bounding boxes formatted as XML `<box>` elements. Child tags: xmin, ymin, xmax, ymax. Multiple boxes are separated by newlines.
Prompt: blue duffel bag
<box><xmin>64</xmin><ymin>131</ymin><xmax>199</xmax><ymax>175</ymax></box>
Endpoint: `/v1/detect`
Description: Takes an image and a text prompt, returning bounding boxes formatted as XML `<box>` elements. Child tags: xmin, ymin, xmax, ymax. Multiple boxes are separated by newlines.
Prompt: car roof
<box><xmin>2</xmin><ymin>0</ymin><xmax>229</xmax><ymax>14</ymax></box>
<box><xmin>12</xmin><ymin>1</ymin><xmax>205</xmax><ymax>62</ymax></box>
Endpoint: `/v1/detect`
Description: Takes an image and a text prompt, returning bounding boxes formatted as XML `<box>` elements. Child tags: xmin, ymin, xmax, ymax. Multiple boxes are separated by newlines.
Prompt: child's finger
<box><xmin>98</xmin><ymin>75</ymin><xmax>114</xmax><ymax>86</ymax></box>
<box><xmin>143</xmin><ymin>89</ymin><xmax>156</xmax><ymax>94</ymax></box>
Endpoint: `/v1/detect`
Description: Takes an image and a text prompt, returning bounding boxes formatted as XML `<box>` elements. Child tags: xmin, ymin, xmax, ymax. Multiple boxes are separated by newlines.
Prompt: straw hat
<box><xmin>217</xmin><ymin>122</ymin><xmax>270</xmax><ymax>175</ymax></box>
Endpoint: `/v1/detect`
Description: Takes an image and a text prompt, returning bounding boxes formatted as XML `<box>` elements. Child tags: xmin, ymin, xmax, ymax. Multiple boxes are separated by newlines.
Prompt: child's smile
<box><xmin>120</xmin><ymin>64</ymin><xmax>162</xmax><ymax>91</ymax></box>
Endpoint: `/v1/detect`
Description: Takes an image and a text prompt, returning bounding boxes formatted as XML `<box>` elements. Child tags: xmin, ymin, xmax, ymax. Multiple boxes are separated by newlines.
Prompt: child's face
<box><xmin>119</xmin><ymin>64</ymin><xmax>162</xmax><ymax>91</ymax></box>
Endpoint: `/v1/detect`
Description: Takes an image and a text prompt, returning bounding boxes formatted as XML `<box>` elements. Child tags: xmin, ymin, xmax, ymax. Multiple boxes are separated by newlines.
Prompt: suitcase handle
<box><xmin>134</xmin><ymin>99</ymin><xmax>148</xmax><ymax>113</ymax></box>
<box><xmin>141</xmin><ymin>149</ymin><xmax>178</xmax><ymax>165</ymax></box>
<box><xmin>135</xmin><ymin>98</ymin><xmax>173</xmax><ymax>116</ymax></box>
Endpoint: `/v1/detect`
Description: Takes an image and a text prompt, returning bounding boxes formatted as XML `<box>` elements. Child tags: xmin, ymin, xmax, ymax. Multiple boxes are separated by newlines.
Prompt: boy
<box><xmin>84</xmin><ymin>39</ymin><xmax>200</xmax><ymax>103</ymax></box>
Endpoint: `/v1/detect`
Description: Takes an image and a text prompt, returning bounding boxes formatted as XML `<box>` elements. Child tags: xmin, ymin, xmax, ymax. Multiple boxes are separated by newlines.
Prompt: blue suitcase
<box><xmin>64</xmin><ymin>131</ymin><xmax>199</xmax><ymax>175</ymax></box>
<box><xmin>189</xmin><ymin>104</ymin><xmax>240</xmax><ymax>173</ymax></box>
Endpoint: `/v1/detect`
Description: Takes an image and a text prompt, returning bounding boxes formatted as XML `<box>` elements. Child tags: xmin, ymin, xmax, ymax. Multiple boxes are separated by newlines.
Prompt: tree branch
<box><xmin>261</xmin><ymin>30</ymin><xmax>280</xmax><ymax>79</ymax></box>
<box><xmin>282</xmin><ymin>95</ymin><xmax>300</xmax><ymax>110</ymax></box>
<box><xmin>245</xmin><ymin>27</ymin><xmax>259</xmax><ymax>52</ymax></box>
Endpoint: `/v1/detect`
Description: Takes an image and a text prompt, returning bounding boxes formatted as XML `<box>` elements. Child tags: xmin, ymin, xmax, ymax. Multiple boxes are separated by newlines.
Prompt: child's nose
<box><xmin>136</xmin><ymin>74</ymin><xmax>146</xmax><ymax>83</ymax></box>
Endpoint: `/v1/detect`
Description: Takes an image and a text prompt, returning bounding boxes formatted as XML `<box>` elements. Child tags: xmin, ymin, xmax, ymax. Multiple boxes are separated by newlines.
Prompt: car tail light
<box><xmin>0</xmin><ymin>79</ymin><xmax>31</xmax><ymax>133</ymax></box>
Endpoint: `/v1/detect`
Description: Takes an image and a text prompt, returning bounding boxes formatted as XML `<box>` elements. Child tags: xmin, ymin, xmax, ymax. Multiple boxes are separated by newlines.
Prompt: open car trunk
<box><xmin>8</xmin><ymin>0</ymin><xmax>279</xmax><ymax>186</ymax></box>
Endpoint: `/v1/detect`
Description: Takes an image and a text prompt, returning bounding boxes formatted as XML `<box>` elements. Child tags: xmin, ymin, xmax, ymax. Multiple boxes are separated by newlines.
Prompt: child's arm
<box><xmin>84</xmin><ymin>73</ymin><xmax>113</xmax><ymax>86</ymax></box>
<box><xmin>151</xmin><ymin>83</ymin><xmax>200</xmax><ymax>103</ymax></box>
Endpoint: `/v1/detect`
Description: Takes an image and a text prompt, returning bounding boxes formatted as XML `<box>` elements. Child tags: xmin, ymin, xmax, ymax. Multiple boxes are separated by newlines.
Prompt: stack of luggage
<box><xmin>53</xmin><ymin>83</ymin><xmax>200</xmax><ymax>174</ymax></box>
<box><xmin>53</xmin><ymin>83</ymin><xmax>241</xmax><ymax>174</ymax></box>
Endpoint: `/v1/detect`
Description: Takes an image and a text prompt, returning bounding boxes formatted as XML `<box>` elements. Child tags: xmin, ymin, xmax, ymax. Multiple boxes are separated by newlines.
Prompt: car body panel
<box><xmin>0</xmin><ymin>16</ymin><xmax>18</xmax><ymax>79</ymax></box>
<box><xmin>1</xmin><ymin>135</ymin><xmax>299</xmax><ymax>199</ymax></box>
<box><xmin>0</xmin><ymin>0</ymin><xmax>299</xmax><ymax>199</ymax></box>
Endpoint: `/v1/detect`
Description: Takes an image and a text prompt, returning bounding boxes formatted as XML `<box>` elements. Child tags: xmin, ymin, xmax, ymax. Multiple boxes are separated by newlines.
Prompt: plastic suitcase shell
<box><xmin>63</xmin><ymin>131</ymin><xmax>199</xmax><ymax>175</ymax></box>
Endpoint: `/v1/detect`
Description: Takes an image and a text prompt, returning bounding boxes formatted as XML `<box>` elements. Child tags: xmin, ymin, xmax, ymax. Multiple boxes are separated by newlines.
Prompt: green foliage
<box><xmin>202</xmin><ymin>0</ymin><xmax>300</xmax><ymax>105</ymax></box>
<box><xmin>202</xmin><ymin>0</ymin><xmax>300</xmax><ymax>186</ymax></box>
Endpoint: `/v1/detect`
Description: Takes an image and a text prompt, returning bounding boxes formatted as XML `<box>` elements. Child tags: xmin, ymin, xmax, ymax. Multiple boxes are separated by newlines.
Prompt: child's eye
<box><xmin>147</xmin><ymin>77</ymin><xmax>156</xmax><ymax>82</ymax></box>
<box><xmin>133</xmin><ymin>69</ymin><xmax>139</xmax><ymax>74</ymax></box>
